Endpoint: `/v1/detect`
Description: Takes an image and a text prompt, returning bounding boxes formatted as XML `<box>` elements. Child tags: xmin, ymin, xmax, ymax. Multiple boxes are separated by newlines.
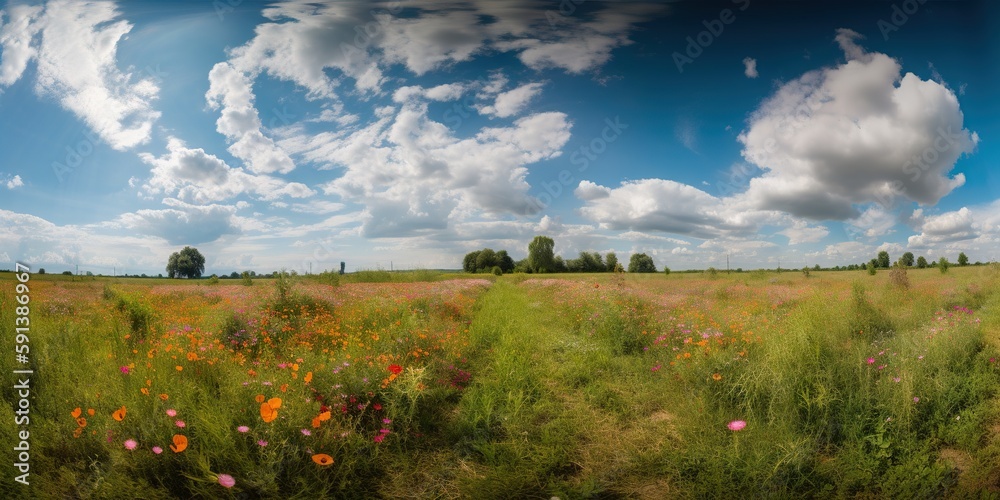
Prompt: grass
<box><xmin>2</xmin><ymin>266</ymin><xmax>1000</xmax><ymax>497</ymax></box>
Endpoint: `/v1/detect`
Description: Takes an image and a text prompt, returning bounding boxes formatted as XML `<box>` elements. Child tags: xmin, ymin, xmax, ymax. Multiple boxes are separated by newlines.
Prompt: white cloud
<box><xmin>282</xmin><ymin>101</ymin><xmax>571</xmax><ymax>237</ymax></box>
<box><xmin>778</xmin><ymin>220</ymin><xmax>829</xmax><ymax>244</ymax></box>
<box><xmin>478</xmin><ymin>82</ymin><xmax>544</xmax><ymax>118</ymax></box>
<box><xmin>907</xmin><ymin>207</ymin><xmax>976</xmax><ymax>247</ymax></box>
<box><xmin>743</xmin><ymin>57</ymin><xmax>758</xmax><ymax>78</ymax></box>
<box><xmin>5</xmin><ymin>174</ymin><xmax>23</xmax><ymax>189</ymax></box>
<box><xmin>0</xmin><ymin>1</ymin><xmax>161</xmax><ymax>150</ymax></box>
<box><xmin>115</xmin><ymin>199</ymin><xmax>244</xmax><ymax>245</ymax></box>
<box><xmin>206</xmin><ymin>62</ymin><xmax>296</xmax><ymax>174</ymax></box>
<box><xmin>138</xmin><ymin>137</ymin><xmax>314</xmax><ymax>203</ymax></box>
<box><xmin>738</xmin><ymin>28</ymin><xmax>977</xmax><ymax>220</ymax></box>
<box><xmin>575</xmin><ymin>179</ymin><xmax>766</xmax><ymax>239</ymax></box>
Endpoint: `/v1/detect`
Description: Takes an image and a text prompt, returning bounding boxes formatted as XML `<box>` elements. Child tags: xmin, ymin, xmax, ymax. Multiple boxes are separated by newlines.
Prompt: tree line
<box><xmin>463</xmin><ymin>236</ymin><xmax>660</xmax><ymax>274</ymax></box>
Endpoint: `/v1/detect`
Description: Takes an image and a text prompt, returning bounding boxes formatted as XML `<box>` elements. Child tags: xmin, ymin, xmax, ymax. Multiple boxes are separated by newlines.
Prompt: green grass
<box><xmin>2</xmin><ymin>267</ymin><xmax>1000</xmax><ymax>497</ymax></box>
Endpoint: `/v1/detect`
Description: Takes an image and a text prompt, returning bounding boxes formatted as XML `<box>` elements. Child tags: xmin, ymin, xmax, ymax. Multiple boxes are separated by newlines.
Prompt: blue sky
<box><xmin>0</xmin><ymin>0</ymin><xmax>997</xmax><ymax>275</ymax></box>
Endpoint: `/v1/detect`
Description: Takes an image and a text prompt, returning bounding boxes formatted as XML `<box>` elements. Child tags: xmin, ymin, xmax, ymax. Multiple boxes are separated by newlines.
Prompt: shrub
<box><xmin>939</xmin><ymin>257</ymin><xmax>950</xmax><ymax>273</ymax></box>
<box><xmin>888</xmin><ymin>261</ymin><xmax>909</xmax><ymax>289</ymax></box>
<box><xmin>241</xmin><ymin>271</ymin><xmax>253</xmax><ymax>286</ymax></box>
<box><xmin>207</xmin><ymin>274</ymin><xmax>219</xmax><ymax>285</ymax></box>
<box><xmin>491</xmin><ymin>266</ymin><xmax>502</xmax><ymax>276</ymax></box>
<box><xmin>868</xmin><ymin>265</ymin><xmax>877</xmax><ymax>276</ymax></box>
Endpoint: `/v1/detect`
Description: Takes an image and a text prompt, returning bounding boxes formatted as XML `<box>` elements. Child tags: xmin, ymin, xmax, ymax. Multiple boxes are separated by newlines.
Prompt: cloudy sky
<box><xmin>0</xmin><ymin>0</ymin><xmax>997</xmax><ymax>275</ymax></box>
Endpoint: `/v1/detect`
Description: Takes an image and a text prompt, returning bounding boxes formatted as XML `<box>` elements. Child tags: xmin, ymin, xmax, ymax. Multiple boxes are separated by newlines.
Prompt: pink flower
<box><xmin>120</xmin><ymin>366</ymin><xmax>130</xmax><ymax>374</ymax></box>
<box><xmin>382</xmin><ymin>418</ymin><xmax>392</xmax><ymax>424</ymax></box>
<box><xmin>217</xmin><ymin>474</ymin><xmax>236</xmax><ymax>488</ymax></box>
<box><xmin>866</xmin><ymin>357</ymin><xmax>875</xmax><ymax>365</ymax></box>
<box><xmin>913</xmin><ymin>397</ymin><xmax>920</xmax><ymax>403</ymax></box>
<box><xmin>727</xmin><ymin>420</ymin><xmax>747</xmax><ymax>432</ymax></box>
<box><xmin>301</xmin><ymin>429</ymin><xmax>311</xmax><ymax>436</ymax></box>
<box><xmin>175</xmin><ymin>420</ymin><xmax>186</xmax><ymax>428</ymax></box>
<box><xmin>257</xmin><ymin>440</ymin><xmax>268</xmax><ymax>447</ymax></box>
<box><xmin>373</xmin><ymin>434</ymin><xmax>385</xmax><ymax>443</ymax></box>
<box><xmin>237</xmin><ymin>426</ymin><xmax>249</xmax><ymax>433</ymax></box>
<box><xmin>152</xmin><ymin>446</ymin><xmax>163</xmax><ymax>454</ymax></box>
<box><xmin>166</xmin><ymin>409</ymin><xmax>177</xmax><ymax>417</ymax></box>
<box><xmin>124</xmin><ymin>439</ymin><xmax>137</xmax><ymax>450</ymax></box>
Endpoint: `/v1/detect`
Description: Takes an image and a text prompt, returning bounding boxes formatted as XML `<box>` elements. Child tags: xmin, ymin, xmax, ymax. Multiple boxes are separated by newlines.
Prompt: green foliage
<box><xmin>627</xmin><ymin>253</ymin><xmax>656</xmax><ymax>273</ymax></box>
<box><xmin>917</xmin><ymin>256</ymin><xmax>928</xmax><ymax>268</ymax></box>
<box><xmin>527</xmin><ymin>235</ymin><xmax>556</xmax><ymax>273</ymax></box>
<box><xmin>877</xmin><ymin>251</ymin><xmax>891</xmax><ymax>269</ymax></box>
<box><xmin>206</xmin><ymin>274</ymin><xmax>219</xmax><ymax>285</ymax></box>
<box><xmin>939</xmin><ymin>257</ymin><xmax>950</xmax><ymax>273</ymax></box>
<box><xmin>868</xmin><ymin>265</ymin><xmax>878</xmax><ymax>276</ymax></box>
<box><xmin>241</xmin><ymin>271</ymin><xmax>253</xmax><ymax>286</ymax></box>
<box><xmin>958</xmin><ymin>252</ymin><xmax>969</xmax><ymax>266</ymax></box>
<box><xmin>166</xmin><ymin>246</ymin><xmax>206</xmax><ymax>279</ymax></box>
<box><xmin>901</xmin><ymin>252</ymin><xmax>915</xmax><ymax>267</ymax></box>
<box><xmin>605</xmin><ymin>252</ymin><xmax>618</xmax><ymax>272</ymax></box>
<box><xmin>663</xmin><ymin>266</ymin><xmax>671</xmax><ymax>276</ymax></box>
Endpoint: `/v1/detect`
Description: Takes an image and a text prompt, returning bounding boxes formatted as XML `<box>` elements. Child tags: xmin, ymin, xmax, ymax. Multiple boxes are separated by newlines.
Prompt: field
<box><xmin>3</xmin><ymin>266</ymin><xmax>1000</xmax><ymax>498</ymax></box>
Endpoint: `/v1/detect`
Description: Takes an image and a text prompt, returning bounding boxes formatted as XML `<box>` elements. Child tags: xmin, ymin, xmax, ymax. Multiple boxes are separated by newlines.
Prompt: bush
<box><xmin>207</xmin><ymin>274</ymin><xmax>219</xmax><ymax>285</ymax></box>
<box><xmin>491</xmin><ymin>266</ymin><xmax>502</xmax><ymax>276</ymax></box>
<box><xmin>888</xmin><ymin>261</ymin><xmax>909</xmax><ymax>289</ymax></box>
<box><xmin>939</xmin><ymin>257</ymin><xmax>950</xmax><ymax>274</ymax></box>
<box><xmin>868</xmin><ymin>265</ymin><xmax>877</xmax><ymax>276</ymax></box>
<box><xmin>241</xmin><ymin>271</ymin><xmax>253</xmax><ymax>286</ymax></box>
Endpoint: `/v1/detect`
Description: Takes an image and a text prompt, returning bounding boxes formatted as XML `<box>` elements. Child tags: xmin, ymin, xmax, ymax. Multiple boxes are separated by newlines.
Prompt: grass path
<box><xmin>380</xmin><ymin>280</ymin><xmax>680</xmax><ymax>498</ymax></box>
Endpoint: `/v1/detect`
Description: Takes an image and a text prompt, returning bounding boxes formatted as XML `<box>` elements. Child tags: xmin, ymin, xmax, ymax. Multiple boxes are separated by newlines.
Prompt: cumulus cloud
<box><xmin>116</xmin><ymin>199</ymin><xmax>245</xmax><ymax>245</ymax></box>
<box><xmin>478</xmin><ymin>82</ymin><xmax>544</xmax><ymax>118</ymax></box>
<box><xmin>574</xmin><ymin>179</ymin><xmax>766</xmax><ymax>239</ymax></box>
<box><xmin>778</xmin><ymin>220</ymin><xmax>829</xmax><ymax>244</ymax></box>
<box><xmin>738</xmin><ymin>28</ymin><xmax>978</xmax><ymax>220</ymax></box>
<box><xmin>907</xmin><ymin>207</ymin><xmax>976</xmax><ymax>247</ymax></box>
<box><xmin>0</xmin><ymin>1</ymin><xmax>160</xmax><ymax>150</ymax></box>
<box><xmin>5</xmin><ymin>174</ymin><xmax>23</xmax><ymax>189</ymax></box>
<box><xmin>281</xmin><ymin>100</ymin><xmax>571</xmax><ymax>237</ymax></box>
<box><xmin>138</xmin><ymin>137</ymin><xmax>314</xmax><ymax>203</ymax></box>
<box><xmin>742</xmin><ymin>57</ymin><xmax>758</xmax><ymax>78</ymax></box>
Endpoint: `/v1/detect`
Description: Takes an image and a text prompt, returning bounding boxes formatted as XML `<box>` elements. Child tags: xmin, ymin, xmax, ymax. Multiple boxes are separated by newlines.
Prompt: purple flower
<box><xmin>217</xmin><ymin>474</ymin><xmax>236</xmax><ymax>488</ymax></box>
<box><xmin>257</xmin><ymin>439</ymin><xmax>268</xmax><ymax>447</ymax></box>
<box><xmin>237</xmin><ymin>426</ymin><xmax>249</xmax><ymax>433</ymax></box>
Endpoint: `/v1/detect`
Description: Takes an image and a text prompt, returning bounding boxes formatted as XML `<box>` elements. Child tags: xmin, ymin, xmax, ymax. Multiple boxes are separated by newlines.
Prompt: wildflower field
<box><xmin>3</xmin><ymin>266</ymin><xmax>1000</xmax><ymax>498</ymax></box>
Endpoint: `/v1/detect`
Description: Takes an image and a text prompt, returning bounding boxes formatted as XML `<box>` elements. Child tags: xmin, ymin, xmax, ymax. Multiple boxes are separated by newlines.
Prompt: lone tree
<box><xmin>527</xmin><ymin>236</ymin><xmax>556</xmax><ymax>273</ymax></box>
<box><xmin>916</xmin><ymin>256</ymin><xmax>928</xmax><ymax>268</ymax></box>
<box><xmin>958</xmin><ymin>252</ymin><xmax>969</xmax><ymax>266</ymax></box>
<box><xmin>901</xmin><ymin>252</ymin><xmax>914</xmax><ymax>267</ymax></box>
<box><xmin>877</xmin><ymin>251</ymin><xmax>891</xmax><ymax>269</ymax></box>
<box><xmin>628</xmin><ymin>253</ymin><xmax>657</xmax><ymax>273</ymax></box>
<box><xmin>166</xmin><ymin>246</ymin><xmax>206</xmax><ymax>279</ymax></box>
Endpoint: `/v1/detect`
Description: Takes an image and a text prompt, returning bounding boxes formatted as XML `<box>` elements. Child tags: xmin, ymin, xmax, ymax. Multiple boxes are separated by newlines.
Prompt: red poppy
<box><xmin>388</xmin><ymin>364</ymin><xmax>403</xmax><ymax>375</ymax></box>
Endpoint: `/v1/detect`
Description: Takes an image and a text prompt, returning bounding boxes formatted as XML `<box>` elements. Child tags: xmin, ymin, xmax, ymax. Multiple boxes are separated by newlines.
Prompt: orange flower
<box><xmin>73</xmin><ymin>427</ymin><xmax>83</xmax><ymax>438</ymax></box>
<box><xmin>260</xmin><ymin>403</ymin><xmax>277</xmax><ymax>423</ymax></box>
<box><xmin>280</xmin><ymin>383</ymin><xmax>288</xmax><ymax>393</ymax></box>
<box><xmin>255</xmin><ymin>394</ymin><xmax>265</xmax><ymax>403</ymax></box>
<box><xmin>267</xmin><ymin>397</ymin><xmax>282</xmax><ymax>410</ymax></box>
<box><xmin>159</xmin><ymin>394</ymin><xmax>169</xmax><ymax>401</ymax></box>
<box><xmin>112</xmin><ymin>406</ymin><xmax>127</xmax><ymax>422</ymax></box>
<box><xmin>71</xmin><ymin>407</ymin><xmax>82</xmax><ymax>419</ymax></box>
<box><xmin>141</xmin><ymin>387</ymin><xmax>150</xmax><ymax>395</ymax></box>
<box><xmin>187</xmin><ymin>352</ymin><xmax>198</xmax><ymax>361</ymax></box>
<box><xmin>76</xmin><ymin>417</ymin><xmax>87</xmax><ymax>428</ymax></box>
<box><xmin>87</xmin><ymin>408</ymin><xmax>95</xmax><ymax>416</ymax></box>
<box><xmin>318</xmin><ymin>411</ymin><xmax>331</xmax><ymax>422</ymax></box>
<box><xmin>175</xmin><ymin>365</ymin><xmax>183</xmax><ymax>371</ymax></box>
<box><xmin>170</xmin><ymin>434</ymin><xmax>187</xmax><ymax>453</ymax></box>
<box><xmin>312</xmin><ymin>416</ymin><xmax>322</xmax><ymax>428</ymax></box>
<box><xmin>312</xmin><ymin>454</ymin><xmax>334</xmax><ymax>466</ymax></box>
<box><xmin>304</xmin><ymin>372</ymin><xmax>313</xmax><ymax>384</ymax></box>
<box><xmin>712</xmin><ymin>373</ymin><xmax>722</xmax><ymax>381</ymax></box>
<box><xmin>145</xmin><ymin>379</ymin><xmax>152</xmax><ymax>386</ymax></box>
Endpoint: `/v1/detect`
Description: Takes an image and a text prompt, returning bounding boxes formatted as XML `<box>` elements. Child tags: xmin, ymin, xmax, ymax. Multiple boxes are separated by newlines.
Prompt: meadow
<box><xmin>3</xmin><ymin>266</ymin><xmax>1000</xmax><ymax>498</ymax></box>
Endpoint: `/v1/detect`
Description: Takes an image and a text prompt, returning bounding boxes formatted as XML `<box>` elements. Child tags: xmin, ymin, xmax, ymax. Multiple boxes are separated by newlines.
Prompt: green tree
<box><xmin>877</xmin><ymin>251</ymin><xmax>890</xmax><ymax>269</ymax></box>
<box><xmin>628</xmin><ymin>253</ymin><xmax>657</xmax><ymax>273</ymax></box>
<box><xmin>527</xmin><ymin>236</ymin><xmax>556</xmax><ymax>273</ymax></box>
<box><xmin>496</xmin><ymin>250</ymin><xmax>515</xmax><ymax>273</ymax></box>
<box><xmin>462</xmin><ymin>251</ymin><xmax>481</xmax><ymax>273</ymax></box>
<box><xmin>605</xmin><ymin>252</ymin><xmax>618</xmax><ymax>272</ymax></box>
<box><xmin>916</xmin><ymin>256</ymin><xmax>928</xmax><ymax>268</ymax></box>
<box><xmin>958</xmin><ymin>252</ymin><xmax>969</xmax><ymax>266</ymax></box>
<box><xmin>938</xmin><ymin>256</ymin><xmax>950</xmax><ymax>273</ymax></box>
<box><xmin>663</xmin><ymin>267</ymin><xmax>671</xmax><ymax>276</ymax></box>
<box><xmin>901</xmin><ymin>252</ymin><xmax>914</xmax><ymax>267</ymax></box>
<box><xmin>166</xmin><ymin>246</ymin><xmax>206</xmax><ymax>279</ymax></box>
<box><xmin>476</xmin><ymin>249</ymin><xmax>498</xmax><ymax>272</ymax></box>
